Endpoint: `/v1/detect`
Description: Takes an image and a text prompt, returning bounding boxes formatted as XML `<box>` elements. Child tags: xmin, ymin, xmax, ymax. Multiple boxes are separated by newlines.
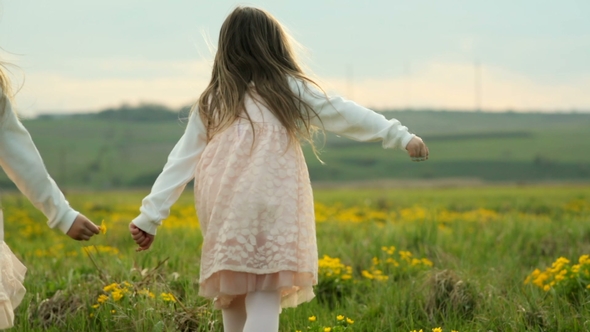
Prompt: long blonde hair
<box><xmin>0</xmin><ymin>61</ymin><xmax>13</xmax><ymax>118</ymax></box>
<box><xmin>0</xmin><ymin>62</ymin><xmax>12</xmax><ymax>99</ymax></box>
<box><xmin>198</xmin><ymin>6</ymin><xmax>323</xmax><ymax>151</ymax></box>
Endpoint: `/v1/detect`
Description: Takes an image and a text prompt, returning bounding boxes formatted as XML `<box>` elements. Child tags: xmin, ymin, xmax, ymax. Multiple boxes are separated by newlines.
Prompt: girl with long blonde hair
<box><xmin>130</xmin><ymin>6</ymin><xmax>428</xmax><ymax>332</ymax></box>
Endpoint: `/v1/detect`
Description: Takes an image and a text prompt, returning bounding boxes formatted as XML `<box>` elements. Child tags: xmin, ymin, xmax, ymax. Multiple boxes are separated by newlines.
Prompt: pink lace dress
<box><xmin>195</xmin><ymin>104</ymin><xmax>317</xmax><ymax>309</ymax></box>
<box><xmin>0</xmin><ymin>212</ymin><xmax>27</xmax><ymax>330</ymax></box>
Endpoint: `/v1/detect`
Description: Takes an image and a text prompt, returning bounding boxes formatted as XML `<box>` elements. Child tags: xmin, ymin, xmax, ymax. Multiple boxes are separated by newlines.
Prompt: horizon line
<box><xmin>29</xmin><ymin>105</ymin><xmax>590</xmax><ymax>119</ymax></box>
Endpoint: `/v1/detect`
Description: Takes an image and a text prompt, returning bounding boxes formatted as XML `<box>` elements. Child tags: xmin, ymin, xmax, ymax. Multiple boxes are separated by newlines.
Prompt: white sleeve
<box><xmin>288</xmin><ymin>77</ymin><xmax>415</xmax><ymax>150</ymax></box>
<box><xmin>132</xmin><ymin>110</ymin><xmax>207</xmax><ymax>235</ymax></box>
<box><xmin>0</xmin><ymin>94</ymin><xmax>79</xmax><ymax>234</ymax></box>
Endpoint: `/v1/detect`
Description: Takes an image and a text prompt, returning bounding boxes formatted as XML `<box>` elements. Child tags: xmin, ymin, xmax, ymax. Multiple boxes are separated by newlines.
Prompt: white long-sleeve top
<box><xmin>0</xmin><ymin>91</ymin><xmax>78</xmax><ymax>236</ymax></box>
<box><xmin>132</xmin><ymin>77</ymin><xmax>415</xmax><ymax>235</ymax></box>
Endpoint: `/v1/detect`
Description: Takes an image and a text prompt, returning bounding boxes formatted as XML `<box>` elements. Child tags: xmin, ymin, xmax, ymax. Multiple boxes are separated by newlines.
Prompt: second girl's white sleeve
<box><xmin>131</xmin><ymin>110</ymin><xmax>208</xmax><ymax>235</ymax></box>
<box><xmin>288</xmin><ymin>77</ymin><xmax>415</xmax><ymax>149</ymax></box>
<box><xmin>0</xmin><ymin>94</ymin><xmax>79</xmax><ymax>234</ymax></box>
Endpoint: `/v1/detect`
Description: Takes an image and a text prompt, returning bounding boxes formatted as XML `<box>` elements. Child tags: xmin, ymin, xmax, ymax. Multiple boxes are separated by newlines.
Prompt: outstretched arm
<box><xmin>131</xmin><ymin>109</ymin><xmax>208</xmax><ymax>243</ymax></box>
<box><xmin>289</xmin><ymin>77</ymin><xmax>428</xmax><ymax>159</ymax></box>
<box><xmin>0</xmin><ymin>94</ymin><xmax>99</xmax><ymax>240</ymax></box>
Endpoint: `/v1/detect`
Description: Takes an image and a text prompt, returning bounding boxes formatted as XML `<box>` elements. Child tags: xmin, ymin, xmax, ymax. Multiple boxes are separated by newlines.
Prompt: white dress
<box><xmin>0</xmin><ymin>211</ymin><xmax>26</xmax><ymax>330</ymax></box>
<box><xmin>132</xmin><ymin>77</ymin><xmax>415</xmax><ymax>309</ymax></box>
<box><xmin>0</xmin><ymin>91</ymin><xmax>79</xmax><ymax>329</ymax></box>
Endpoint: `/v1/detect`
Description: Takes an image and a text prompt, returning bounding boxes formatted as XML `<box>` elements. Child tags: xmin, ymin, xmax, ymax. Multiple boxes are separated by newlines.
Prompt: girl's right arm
<box><xmin>131</xmin><ymin>109</ymin><xmax>208</xmax><ymax>237</ymax></box>
<box><xmin>0</xmin><ymin>93</ymin><xmax>99</xmax><ymax>240</ymax></box>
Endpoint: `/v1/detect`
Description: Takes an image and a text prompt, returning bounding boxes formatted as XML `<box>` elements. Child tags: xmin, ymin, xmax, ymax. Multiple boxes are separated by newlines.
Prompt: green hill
<box><xmin>306</xmin><ymin>110</ymin><xmax>590</xmax><ymax>183</ymax></box>
<box><xmin>2</xmin><ymin>104</ymin><xmax>589</xmax><ymax>189</ymax></box>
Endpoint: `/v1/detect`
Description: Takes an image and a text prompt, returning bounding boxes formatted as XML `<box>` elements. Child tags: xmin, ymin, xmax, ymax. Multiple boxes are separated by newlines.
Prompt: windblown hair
<box><xmin>0</xmin><ymin>62</ymin><xmax>12</xmax><ymax>100</ymax></box>
<box><xmin>0</xmin><ymin>61</ymin><xmax>13</xmax><ymax>118</ymax></box>
<box><xmin>197</xmin><ymin>6</ymin><xmax>324</xmax><ymax>151</ymax></box>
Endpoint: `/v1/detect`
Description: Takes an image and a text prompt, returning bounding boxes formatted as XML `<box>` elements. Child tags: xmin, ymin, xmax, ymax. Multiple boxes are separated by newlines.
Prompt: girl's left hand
<box><xmin>406</xmin><ymin>136</ymin><xmax>429</xmax><ymax>162</ymax></box>
<box><xmin>67</xmin><ymin>214</ymin><xmax>100</xmax><ymax>241</ymax></box>
<box><xmin>129</xmin><ymin>222</ymin><xmax>155</xmax><ymax>252</ymax></box>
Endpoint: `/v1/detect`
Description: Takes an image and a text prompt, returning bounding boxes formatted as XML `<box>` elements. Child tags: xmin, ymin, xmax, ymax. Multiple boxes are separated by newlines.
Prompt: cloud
<box><xmin>322</xmin><ymin>62</ymin><xmax>590</xmax><ymax>112</ymax></box>
<box><xmin>14</xmin><ymin>58</ymin><xmax>213</xmax><ymax>116</ymax></box>
<box><xmin>12</xmin><ymin>59</ymin><xmax>590</xmax><ymax>116</ymax></box>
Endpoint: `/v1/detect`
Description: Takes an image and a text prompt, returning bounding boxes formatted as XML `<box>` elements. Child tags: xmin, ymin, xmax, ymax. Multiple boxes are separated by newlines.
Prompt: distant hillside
<box><xmin>2</xmin><ymin>104</ymin><xmax>589</xmax><ymax>189</ymax></box>
<box><xmin>37</xmin><ymin>103</ymin><xmax>191</xmax><ymax>122</ymax></box>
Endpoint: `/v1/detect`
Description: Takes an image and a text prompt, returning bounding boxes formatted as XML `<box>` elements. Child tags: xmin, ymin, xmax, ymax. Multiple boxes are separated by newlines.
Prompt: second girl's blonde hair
<box><xmin>197</xmin><ymin>6</ymin><xmax>324</xmax><ymax>152</ymax></box>
<box><xmin>0</xmin><ymin>62</ymin><xmax>12</xmax><ymax>98</ymax></box>
<box><xmin>0</xmin><ymin>61</ymin><xmax>13</xmax><ymax>117</ymax></box>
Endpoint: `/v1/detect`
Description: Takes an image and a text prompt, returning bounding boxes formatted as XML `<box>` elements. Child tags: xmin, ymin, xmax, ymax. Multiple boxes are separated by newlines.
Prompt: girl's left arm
<box><xmin>131</xmin><ymin>110</ymin><xmax>207</xmax><ymax>235</ymax></box>
<box><xmin>0</xmin><ymin>96</ymin><xmax>80</xmax><ymax>234</ymax></box>
<box><xmin>289</xmin><ymin>77</ymin><xmax>416</xmax><ymax>150</ymax></box>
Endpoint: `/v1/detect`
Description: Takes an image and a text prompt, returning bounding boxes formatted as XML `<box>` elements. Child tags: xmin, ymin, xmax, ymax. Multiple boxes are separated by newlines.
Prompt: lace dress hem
<box><xmin>0</xmin><ymin>242</ymin><xmax>27</xmax><ymax>330</ymax></box>
<box><xmin>199</xmin><ymin>269</ymin><xmax>316</xmax><ymax>309</ymax></box>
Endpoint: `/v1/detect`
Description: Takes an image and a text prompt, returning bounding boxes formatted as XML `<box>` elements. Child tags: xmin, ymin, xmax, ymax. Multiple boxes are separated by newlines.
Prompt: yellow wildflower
<box><xmin>324</xmin><ymin>328</ymin><xmax>331</xmax><ymax>332</ymax></box>
<box><xmin>97</xmin><ymin>294</ymin><xmax>109</xmax><ymax>304</ymax></box>
<box><xmin>161</xmin><ymin>292</ymin><xmax>176</xmax><ymax>302</ymax></box>
<box><xmin>83</xmin><ymin>245</ymin><xmax>120</xmax><ymax>256</ymax></box>
<box><xmin>346</xmin><ymin>318</ymin><xmax>354</xmax><ymax>324</ymax></box>
<box><xmin>336</xmin><ymin>315</ymin><xmax>344</xmax><ymax>321</ymax></box>
<box><xmin>433</xmin><ymin>328</ymin><xmax>443</xmax><ymax>332</ymax></box>
<box><xmin>112</xmin><ymin>290</ymin><xmax>124</xmax><ymax>301</ymax></box>
<box><xmin>139</xmin><ymin>288</ymin><xmax>156</xmax><ymax>298</ymax></box>
<box><xmin>400</xmin><ymin>250</ymin><xmax>413</xmax><ymax>261</ymax></box>
<box><xmin>91</xmin><ymin>304</ymin><xmax>100</xmax><ymax>309</ymax></box>
<box><xmin>308</xmin><ymin>316</ymin><xmax>316</xmax><ymax>322</ymax></box>
<box><xmin>103</xmin><ymin>283</ymin><xmax>118</xmax><ymax>292</ymax></box>
<box><xmin>421</xmin><ymin>258</ymin><xmax>434</xmax><ymax>266</ymax></box>
<box><xmin>100</xmin><ymin>220</ymin><xmax>107</xmax><ymax>234</ymax></box>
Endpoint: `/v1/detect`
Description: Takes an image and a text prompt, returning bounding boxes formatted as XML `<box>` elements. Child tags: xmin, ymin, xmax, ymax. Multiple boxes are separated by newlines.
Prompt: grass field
<box><xmin>3</xmin><ymin>110</ymin><xmax>589</xmax><ymax>189</ymax></box>
<box><xmin>2</xmin><ymin>185</ymin><xmax>590</xmax><ymax>331</ymax></box>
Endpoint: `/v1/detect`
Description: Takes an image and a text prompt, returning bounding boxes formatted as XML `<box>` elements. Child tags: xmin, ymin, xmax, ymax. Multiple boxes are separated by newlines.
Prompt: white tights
<box><xmin>222</xmin><ymin>291</ymin><xmax>281</xmax><ymax>332</ymax></box>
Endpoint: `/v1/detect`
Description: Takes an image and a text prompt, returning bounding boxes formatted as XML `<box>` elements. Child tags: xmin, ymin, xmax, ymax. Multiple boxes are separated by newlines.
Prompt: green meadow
<box><xmin>2</xmin><ymin>185</ymin><xmax>590</xmax><ymax>331</ymax></box>
<box><xmin>4</xmin><ymin>108</ymin><xmax>589</xmax><ymax>189</ymax></box>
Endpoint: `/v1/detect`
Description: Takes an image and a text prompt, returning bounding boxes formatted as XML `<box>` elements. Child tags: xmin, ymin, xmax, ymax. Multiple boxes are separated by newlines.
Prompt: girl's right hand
<box><xmin>406</xmin><ymin>136</ymin><xmax>429</xmax><ymax>162</ymax></box>
<box><xmin>129</xmin><ymin>222</ymin><xmax>155</xmax><ymax>252</ymax></box>
<box><xmin>66</xmin><ymin>214</ymin><xmax>100</xmax><ymax>241</ymax></box>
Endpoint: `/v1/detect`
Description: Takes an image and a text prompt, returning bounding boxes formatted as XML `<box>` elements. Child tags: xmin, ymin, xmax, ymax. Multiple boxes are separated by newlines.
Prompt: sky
<box><xmin>1</xmin><ymin>0</ymin><xmax>589</xmax><ymax>116</ymax></box>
